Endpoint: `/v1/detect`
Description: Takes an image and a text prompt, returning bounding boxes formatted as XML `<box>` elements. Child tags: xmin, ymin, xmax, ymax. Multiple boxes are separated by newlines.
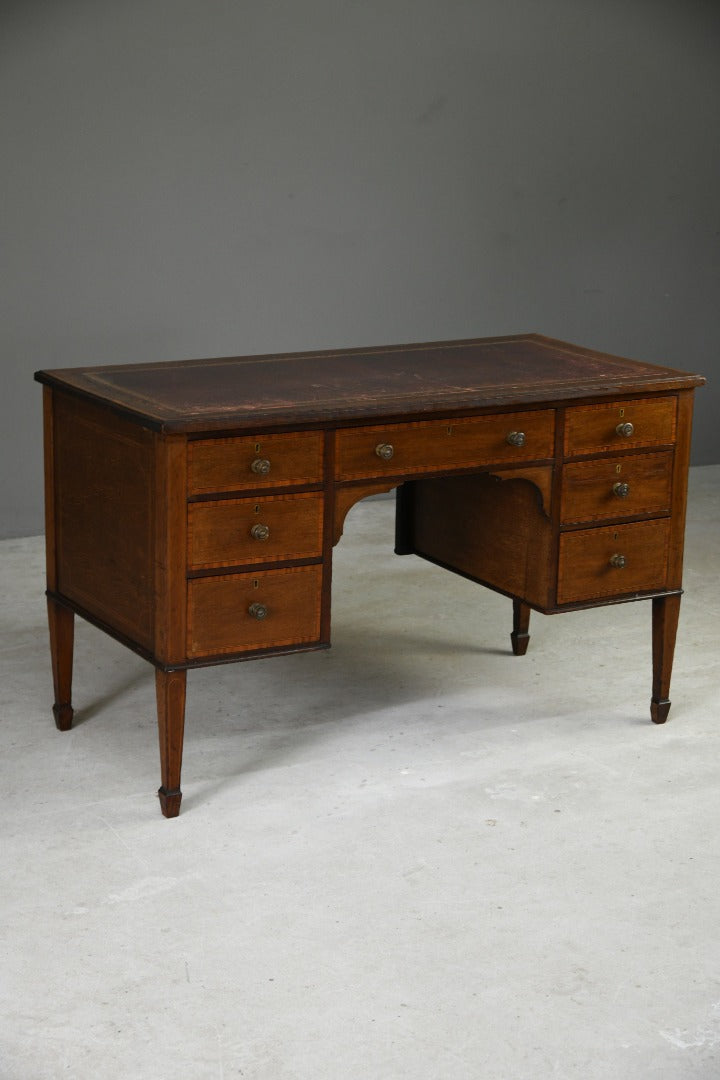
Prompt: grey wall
<box><xmin>2</xmin><ymin>0</ymin><xmax>719</xmax><ymax>538</ymax></box>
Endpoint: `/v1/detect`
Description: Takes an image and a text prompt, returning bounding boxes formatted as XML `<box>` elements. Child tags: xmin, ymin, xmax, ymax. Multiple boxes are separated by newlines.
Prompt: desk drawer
<box><xmin>188</xmin><ymin>492</ymin><xmax>323</xmax><ymax>570</ymax></box>
<box><xmin>187</xmin><ymin>564</ymin><xmax>323</xmax><ymax>658</ymax></box>
<box><xmin>560</xmin><ymin>450</ymin><xmax>673</xmax><ymax>525</ymax></box>
<box><xmin>188</xmin><ymin>431</ymin><xmax>324</xmax><ymax>495</ymax></box>
<box><xmin>557</xmin><ymin>519</ymin><xmax>670</xmax><ymax>605</ymax></box>
<box><xmin>335</xmin><ymin>410</ymin><xmax>555</xmax><ymax>481</ymax></box>
<box><xmin>564</xmin><ymin>397</ymin><xmax>676</xmax><ymax>458</ymax></box>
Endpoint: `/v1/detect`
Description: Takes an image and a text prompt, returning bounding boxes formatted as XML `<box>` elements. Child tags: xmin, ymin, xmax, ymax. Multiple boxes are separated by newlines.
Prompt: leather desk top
<box><xmin>35</xmin><ymin>333</ymin><xmax>704</xmax><ymax>434</ymax></box>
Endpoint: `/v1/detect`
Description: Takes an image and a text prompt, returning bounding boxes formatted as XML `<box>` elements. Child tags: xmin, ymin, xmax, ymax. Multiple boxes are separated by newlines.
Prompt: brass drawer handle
<box><xmin>250</xmin><ymin>523</ymin><xmax>270</xmax><ymax>541</ymax></box>
<box><xmin>375</xmin><ymin>443</ymin><xmax>394</xmax><ymax>461</ymax></box>
<box><xmin>506</xmin><ymin>431</ymin><xmax>526</xmax><ymax>447</ymax></box>
<box><xmin>612</xmin><ymin>481</ymin><xmax>630</xmax><ymax>498</ymax></box>
<box><xmin>616</xmin><ymin>422</ymin><xmax>634</xmax><ymax>438</ymax></box>
<box><xmin>248</xmin><ymin>602</ymin><xmax>268</xmax><ymax>620</ymax></box>
<box><xmin>609</xmin><ymin>553</ymin><xmax>626</xmax><ymax>569</ymax></box>
<box><xmin>251</xmin><ymin>458</ymin><xmax>271</xmax><ymax>475</ymax></box>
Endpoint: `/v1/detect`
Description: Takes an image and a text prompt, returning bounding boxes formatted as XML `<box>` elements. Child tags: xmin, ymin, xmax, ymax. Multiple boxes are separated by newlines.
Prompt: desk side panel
<box><xmin>666</xmin><ymin>389</ymin><xmax>696</xmax><ymax>590</ymax></box>
<box><xmin>52</xmin><ymin>391</ymin><xmax>156</xmax><ymax>652</ymax></box>
<box><xmin>153</xmin><ymin>432</ymin><xmax>188</xmax><ymax>667</ymax></box>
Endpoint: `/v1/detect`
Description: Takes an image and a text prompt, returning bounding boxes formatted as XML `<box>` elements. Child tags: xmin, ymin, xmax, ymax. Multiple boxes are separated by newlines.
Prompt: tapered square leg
<box><xmin>47</xmin><ymin>597</ymin><xmax>74</xmax><ymax>730</ymax></box>
<box><xmin>156</xmin><ymin>668</ymin><xmax>187</xmax><ymax>817</ymax></box>
<box><xmin>511</xmin><ymin>599</ymin><xmax>531</xmax><ymax>656</ymax></box>
<box><xmin>651</xmin><ymin>594</ymin><xmax>681</xmax><ymax>724</ymax></box>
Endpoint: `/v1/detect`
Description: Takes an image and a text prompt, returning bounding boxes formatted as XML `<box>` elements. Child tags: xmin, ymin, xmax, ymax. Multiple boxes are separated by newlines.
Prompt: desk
<box><xmin>36</xmin><ymin>334</ymin><xmax>704</xmax><ymax>817</ymax></box>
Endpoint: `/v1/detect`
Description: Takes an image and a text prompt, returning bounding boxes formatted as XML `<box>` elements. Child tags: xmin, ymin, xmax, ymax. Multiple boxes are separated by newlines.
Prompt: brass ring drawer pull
<box><xmin>609</xmin><ymin>553</ymin><xmax>626</xmax><ymax>569</ymax></box>
<box><xmin>612</xmin><ymin>481</ymin><xmax>630</xmax><ymax>498</ymax></box>
<box><xmin>250</xmin><ymin>523</ymin><xmax>270</xmax><ymax>541</ymax></box>
<box><xmin>616</xmin><ymin>422</ymin><xmax>634</xmax><ymax>437</ymax></box>
<box><xmin>375</xmin><ymin>443</ymin><xmax>394</xmax><ymax>461</ymax></box>
<box><xmin>251</xmin><ymin>458</ymin><xmax>271</xmax><ymax>475</ymax></box>
<box><xmin>248</xmin><ymin>602</ymin><xmax>268</xmax><ymax>620</ymax></box>
<box><xmin>506</xmin><ymin>431</ymin><xmax>526</xmax><ymax>447</ymax></box>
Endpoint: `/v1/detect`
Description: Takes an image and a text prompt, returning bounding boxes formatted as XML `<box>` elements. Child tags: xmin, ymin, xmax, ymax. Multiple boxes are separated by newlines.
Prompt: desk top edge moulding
<box><xmin>35</xmin><ymin>334</ymin><xmax>705</xmax><ymax>817</ymax></box>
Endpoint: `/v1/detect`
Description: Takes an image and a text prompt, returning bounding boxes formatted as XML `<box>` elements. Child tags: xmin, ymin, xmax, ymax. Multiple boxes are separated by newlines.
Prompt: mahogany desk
<box><xmin>35</xmin><ymin>335</ymin><xmax>705</xmax><ymax>817</ymax></box>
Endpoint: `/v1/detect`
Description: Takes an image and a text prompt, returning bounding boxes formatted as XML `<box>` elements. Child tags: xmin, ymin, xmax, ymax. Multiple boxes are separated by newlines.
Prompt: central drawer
<box><xmin>187</xmin><ymin>564</ymin><xmax>323</xmax><ymax>658</ymax></box>
<box><xmin>188</xmin><ymin>491</ymin><xmax>323</xmax><ymax>570</ymax></box>
<box><xmin>335</xmin><ymin>410</ymin><xmax>555</xmax><ymax>481</ymax></box>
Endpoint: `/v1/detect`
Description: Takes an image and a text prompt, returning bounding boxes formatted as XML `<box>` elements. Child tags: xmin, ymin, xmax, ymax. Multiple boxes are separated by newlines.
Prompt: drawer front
<box><xmin>557</xmin><ymin>519</ymin><xmax>670</xmax><ymax>605</ymax></box>
<box><xmin>188</xmin><ymin>431</ymin><xmax>324</xmax><ymax>495</ymax></box>
<box><xmin>187</xmin><ymin>565</ymin><xmax>323</xmax><ymax>658</ymax></box>
<box><xmin>560</xmin><ymin>450</ymin><xmax>673</xmax><ymax>525</ymax></box>
<box><xmin>335</xmin><ymin>410</ymin><xmax>555</xmax><ymax>481</ymax></box>
<box><xmin>188</xmin><ymin>492</ymin><xmax>323</xmax><ymax>570</ymax></box>
<box><xmin>564</xmin><ymin>397</ymin><xmax>676</xmax><ymax>458</ymax></box>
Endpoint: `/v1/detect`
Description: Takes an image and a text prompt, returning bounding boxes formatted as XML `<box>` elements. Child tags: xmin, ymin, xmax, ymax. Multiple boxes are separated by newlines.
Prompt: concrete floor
<box><xmin>1</xmin><ymin>465</ymin><xmax>718</xmax><ymax>1080</ymax></box>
